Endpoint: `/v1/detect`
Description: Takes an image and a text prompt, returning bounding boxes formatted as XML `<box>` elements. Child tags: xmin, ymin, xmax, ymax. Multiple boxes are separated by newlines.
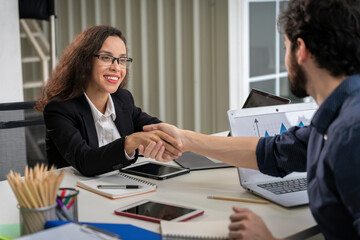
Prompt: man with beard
<box><xmin>143</xmin><ymin>0</ymin><xmax>360</xmax><ymax>239</ymax></box>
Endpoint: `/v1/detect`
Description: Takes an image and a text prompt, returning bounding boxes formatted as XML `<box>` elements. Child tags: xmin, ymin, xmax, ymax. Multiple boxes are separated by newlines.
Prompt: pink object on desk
<box><xmin>66</xmin><ymin>197</ymin><xmax>76</xmax><ymax>210</ymax></box>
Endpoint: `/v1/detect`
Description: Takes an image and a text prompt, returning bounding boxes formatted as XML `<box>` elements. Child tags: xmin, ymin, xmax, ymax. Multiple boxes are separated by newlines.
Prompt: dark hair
<box><xmin>278</xmin><ymin>0</ymin><xmax>360</xmax><ymax>77</ymax></box>
<box><xmin>36</xmin><ymin>25</ymin><xmax>129</xmax><ymax>111</ymax></box>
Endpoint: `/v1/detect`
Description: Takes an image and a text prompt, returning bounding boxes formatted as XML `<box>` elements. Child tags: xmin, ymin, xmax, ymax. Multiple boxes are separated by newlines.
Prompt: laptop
<box><xmin>175</xmin><ymin>89</ymin><xmax>290</xmax><ymax>170</ymax></box>
<box><xmin>228</xmin><ymin>102</ymin><xmax>318</xmax><ymax>207</ymax></box>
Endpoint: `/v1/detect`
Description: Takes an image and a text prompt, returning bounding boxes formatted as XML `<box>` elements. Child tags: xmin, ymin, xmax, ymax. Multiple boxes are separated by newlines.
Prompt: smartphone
<box><xmin>114</xmin><ymin>199</ymin><xmax>204</xmax><ymax>223</ymax></box>
<box><xmin>120</xmin><ymin>161</ymin><xmax>190</xmax><ymax>180</ymax></box>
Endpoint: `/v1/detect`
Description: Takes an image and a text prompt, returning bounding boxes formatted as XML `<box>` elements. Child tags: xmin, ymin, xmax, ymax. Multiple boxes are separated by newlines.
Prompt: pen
<box><xmin>63</xmin><ymin>195</ymin><xmax>71</xmax><ymax>206</ymax></box>
<box><xmin>97</xmin><ymin>185</ymin><xmax>141</xmax><ymax>189</ymax></box>
<box><xmin>56</xmin><ymin>198</ymin><xmax>74</xmax><ymax>221</ymax></box>
<box><xmin>60</xmin><ymin>189</ymin><xmax>66</xmax><ymax>197</ymax></box>
<box><xmin>207</xmin><ymin>195</ymin><xmax>269</xmax><ymax>204</ymax></box>
<box><xmin>66</xmin><ymin>196</ymin><xmax>76</xmax><ymax>210</ymax></box>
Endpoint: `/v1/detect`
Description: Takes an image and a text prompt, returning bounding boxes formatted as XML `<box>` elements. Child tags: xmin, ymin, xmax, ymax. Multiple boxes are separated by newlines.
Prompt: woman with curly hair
<box><xmin>36</xmin><ymin>25</ymin><xmax>180</xmax><ymax>177</ymax></box>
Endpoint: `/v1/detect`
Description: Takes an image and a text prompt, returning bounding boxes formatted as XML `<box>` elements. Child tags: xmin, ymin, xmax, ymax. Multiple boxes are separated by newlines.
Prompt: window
<box><xmin>249</xmin><ymin>0</ymin><xmax>304</xmax><ymax>103</ymax></box>
<box><xmin>228</xmin><ymin>0</ymin><xmax>308</xmax><ymax>109</ymax></box>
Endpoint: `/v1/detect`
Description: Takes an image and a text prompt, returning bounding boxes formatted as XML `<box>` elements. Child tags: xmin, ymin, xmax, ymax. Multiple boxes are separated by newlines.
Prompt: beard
<box><xmin>288</xmin><ymin>51</ymin><xmax>309</xmax><ymax>98</ymax></box>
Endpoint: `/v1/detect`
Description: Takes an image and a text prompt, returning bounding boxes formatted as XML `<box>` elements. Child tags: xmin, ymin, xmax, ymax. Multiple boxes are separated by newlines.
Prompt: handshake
<box><xmin>125</xmin><ymin>123</ymin><xmax>188</xmax><ymax>162</ymax></box>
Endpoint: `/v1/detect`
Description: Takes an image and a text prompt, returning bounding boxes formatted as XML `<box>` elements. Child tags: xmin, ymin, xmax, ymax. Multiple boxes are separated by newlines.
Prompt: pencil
<box><xmin>207</xmin><ymin>195</ymin><xmax>269</xmax><ymax>204</ymax></box>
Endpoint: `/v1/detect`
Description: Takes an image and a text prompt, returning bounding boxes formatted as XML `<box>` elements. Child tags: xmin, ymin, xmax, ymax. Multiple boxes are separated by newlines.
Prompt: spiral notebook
<box><xmin>160</xmin><ymin>220</ymin><xmax>229</xmax><ymax>239</ymax></box>
<box><xmin>76</xmin><ymin>172</ymin><xmax>157</xmax><ymax>199</ymax></box>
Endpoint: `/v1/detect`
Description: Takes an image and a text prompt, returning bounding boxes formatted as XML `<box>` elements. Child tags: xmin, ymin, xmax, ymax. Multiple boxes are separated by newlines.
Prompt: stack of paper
<box><xmin>160</xmin><ymin>220</ymin><xmax>230</xmax><ymax>239</ymax></box>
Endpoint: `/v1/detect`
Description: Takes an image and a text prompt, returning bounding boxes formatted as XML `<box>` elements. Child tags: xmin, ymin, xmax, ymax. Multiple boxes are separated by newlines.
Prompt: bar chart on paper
<box><xmin>232</xmin><ymin>109</ymin><xmax>315</xmax><ymax>138</ymax></box>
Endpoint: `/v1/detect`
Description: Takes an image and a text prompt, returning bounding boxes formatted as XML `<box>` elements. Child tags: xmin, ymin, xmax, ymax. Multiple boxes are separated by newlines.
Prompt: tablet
<box><xmin>120</xmin><ymin>161</ymin><xmax>190</xmax><ymax>180</ymax></box>
<box><xmin>174</xmin><ymin>151</ymin><xmax>233</xmax><ymax>170</ymax></box>
<box><xmin>114</xmin><ymin>199</ymin><xmax>204</xmax><ymax>223</ymax></box>
<box><xmin>242</xmin><ymin>88</ymin><xmax>290</xmax><ymax>108</ymax></box>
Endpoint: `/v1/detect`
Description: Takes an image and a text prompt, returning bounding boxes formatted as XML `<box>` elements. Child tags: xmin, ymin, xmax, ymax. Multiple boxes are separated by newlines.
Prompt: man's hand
<box><xmin>228</xmin><ymin>207</ymin><xmax>276</xmax><ymax>240</ymax></box>
<box><xmin>125</xmin><ymin>130</ymin><xmax>182</xmax><ymax>161</ymax></box>
<box><xmin>143</xmin><ymin>123</ymin><xmax>185</xmax><ymax>151</ymax></box>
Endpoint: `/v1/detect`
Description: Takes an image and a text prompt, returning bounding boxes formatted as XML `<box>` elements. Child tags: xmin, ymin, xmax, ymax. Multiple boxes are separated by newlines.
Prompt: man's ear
<box><xmin>296</xmin><ymin>38</ymin><xmax>310</xmax><ymax>64</ymax></box>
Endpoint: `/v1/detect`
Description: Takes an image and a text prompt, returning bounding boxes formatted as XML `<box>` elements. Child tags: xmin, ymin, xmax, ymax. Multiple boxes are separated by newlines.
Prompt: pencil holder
<box><xmin>56</xmin><ymin>187</ymin><xmax>79</xmax><ymax>222</ymax></box>
<box><xmin>18</xmin><ymin>203</ymin><xmax>57</xmax><ymax>235</ymax></box>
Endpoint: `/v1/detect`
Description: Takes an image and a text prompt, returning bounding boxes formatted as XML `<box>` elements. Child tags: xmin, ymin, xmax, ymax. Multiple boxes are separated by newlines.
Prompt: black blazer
<box><xmin>43</xmin><ymin>89</ymin><xmax>160</xmax><ymax>177</ymax></box>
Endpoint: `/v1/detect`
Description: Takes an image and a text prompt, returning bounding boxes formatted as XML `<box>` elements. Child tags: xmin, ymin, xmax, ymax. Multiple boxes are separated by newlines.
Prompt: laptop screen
<box><xmin>242</xmin><ymin>89</ymin><xmax>290</xmax><ymax>108</ymax></box>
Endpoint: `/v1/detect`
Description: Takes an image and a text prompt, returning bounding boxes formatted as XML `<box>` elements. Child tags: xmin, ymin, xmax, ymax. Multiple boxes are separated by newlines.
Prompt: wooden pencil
<box><xmin>207</xmin><ymin>195</ymin><xmax>269</xmax><ymax>204</ymax></box>
<box><xmin>6</xmin><ymin>163</ymin><xmax>65</xmax><ymax>208</ymax></box>
<box><xmin>7</xmin><ymin>163</ymin><xmax>67</xmax><ymax>235</ymax></box>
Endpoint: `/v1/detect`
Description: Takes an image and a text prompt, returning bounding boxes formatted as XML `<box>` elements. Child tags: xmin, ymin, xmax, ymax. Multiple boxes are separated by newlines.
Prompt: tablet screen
<box><xmin>243</xmin><ymin>88</ymin><xmax>290</xmax><ymax>108</ymax></box>
<box><xmin>121</xmin><ymin>201</ymin><xmax>195</xmax><ymax>220</ymax></box>
<box><xmin>124</xmin><ymin>163</ymin><xmax>182</xmax><ymax>176</ymax></box>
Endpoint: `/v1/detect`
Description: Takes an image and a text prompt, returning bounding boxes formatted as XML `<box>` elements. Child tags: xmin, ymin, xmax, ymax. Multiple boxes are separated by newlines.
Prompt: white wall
<box><xmin>0</xmin><ymin>0</ymin><xmax>23</xmax><ymax>103</ymax></box>
<box><xmin>228</xmin><ymin>0</ymin><xmax>247</xmax><ymax>110</ymax></box>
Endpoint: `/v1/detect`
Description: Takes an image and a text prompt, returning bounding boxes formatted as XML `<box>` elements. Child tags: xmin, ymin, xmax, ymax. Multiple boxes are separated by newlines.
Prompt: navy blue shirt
<box><xmin>256</xmin><ymin>75</ymin><xmax>360</xmax><ymax>239</ymax></box>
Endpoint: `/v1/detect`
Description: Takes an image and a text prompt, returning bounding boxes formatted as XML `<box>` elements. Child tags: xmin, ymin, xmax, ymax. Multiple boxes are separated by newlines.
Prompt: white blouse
<box><xmin>84</xmin><ymin>92</ymin><xmax>135</xmax><ymax>159</ymax></box>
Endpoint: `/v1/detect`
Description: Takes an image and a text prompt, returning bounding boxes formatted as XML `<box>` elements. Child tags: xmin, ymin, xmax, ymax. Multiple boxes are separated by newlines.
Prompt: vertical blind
<box><xmin>53</xmin><ymin>0</ymin><xmax>230</xmax><ymax>134</ymax></box>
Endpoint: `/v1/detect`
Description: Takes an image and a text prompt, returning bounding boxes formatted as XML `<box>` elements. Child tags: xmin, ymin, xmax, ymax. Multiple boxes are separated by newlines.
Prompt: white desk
<box><xmin>0</xmin><ymin>158</ymin><xmax>318</xmax><ymax>239</ymax></box>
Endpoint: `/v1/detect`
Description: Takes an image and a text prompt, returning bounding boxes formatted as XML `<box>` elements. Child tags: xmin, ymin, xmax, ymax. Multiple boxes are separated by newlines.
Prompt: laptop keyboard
<box><xmin>258</xmin><ymin>178</ymin><xmax>307</xmax><ymax>195</ymax></box>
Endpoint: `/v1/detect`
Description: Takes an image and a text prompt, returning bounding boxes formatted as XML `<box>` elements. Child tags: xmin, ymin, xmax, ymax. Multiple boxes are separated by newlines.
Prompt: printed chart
<box><xmin>231</xmin><ymin>109</ymin><xmax>315</xmax><ymax>137</ymax></box>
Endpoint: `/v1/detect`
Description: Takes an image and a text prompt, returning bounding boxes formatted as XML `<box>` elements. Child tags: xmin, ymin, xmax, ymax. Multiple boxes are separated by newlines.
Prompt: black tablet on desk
<box><xmin>120</xmin><ymin>161</ymin><xmax>190</xmax><ymax>180</ymax></box>
<box><xmin>174</xmin><ymin>152</ymin><xmax>233</xmax><ymax>171</ymax></box>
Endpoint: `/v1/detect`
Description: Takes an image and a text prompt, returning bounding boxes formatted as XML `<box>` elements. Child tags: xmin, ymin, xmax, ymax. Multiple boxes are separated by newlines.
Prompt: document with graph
<box><xmin>230</xmin><ymin>106</ymin><xmax>314</xmax><ymax>138</ymax></box>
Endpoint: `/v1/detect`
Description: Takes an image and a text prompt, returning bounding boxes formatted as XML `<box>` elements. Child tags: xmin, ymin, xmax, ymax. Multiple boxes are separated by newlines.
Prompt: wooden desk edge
<box><xmin>285</xmin><ymin>225</ymin><xmax>320</xmax><ymax>240</ymax></box>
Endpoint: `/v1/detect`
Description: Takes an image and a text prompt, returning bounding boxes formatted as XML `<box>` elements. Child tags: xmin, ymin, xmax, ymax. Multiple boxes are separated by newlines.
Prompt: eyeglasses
<box><xmin>94</xmin><ymin>54</ymin><xmax>133</xmax><ymax>68</ymax></box>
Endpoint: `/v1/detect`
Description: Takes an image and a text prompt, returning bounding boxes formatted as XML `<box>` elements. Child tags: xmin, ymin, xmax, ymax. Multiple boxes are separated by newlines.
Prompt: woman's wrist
<box><xmin>124</xmin><ymin>134</ymin><xmax>138</xmax><ymax>155</ymax></box>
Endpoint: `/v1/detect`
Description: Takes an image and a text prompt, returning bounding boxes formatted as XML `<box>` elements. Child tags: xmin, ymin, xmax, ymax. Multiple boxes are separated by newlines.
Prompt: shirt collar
<box><xmin>311</xmin><ymin>74</ymin><xmax>360</xmax><ymax>134</ymax></box>
<box><xmin>84</xmin><ymin>92</ymin><xmax>117</xmax><ymax>122</ymax></box>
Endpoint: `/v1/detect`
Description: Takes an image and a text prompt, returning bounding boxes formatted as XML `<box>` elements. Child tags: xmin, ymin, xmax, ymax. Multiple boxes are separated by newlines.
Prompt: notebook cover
<box><xmin>45</xmin><ymin>221</ymin><xmax>161</xmax><ymax>240</ymax></box>
<box><xmin>76</xmin><ymin>172</ymin><xmax>157</xmax><ymax>199</ymax></box>
<box><xmin>76</xmin><ymin>185</ymin><xmax>157</xmax><ymax>200</ymax></box>
<box><xmin>160</xmin><ymin>220</ymin><xmax>229</xmax><ymax>239</ymax></box>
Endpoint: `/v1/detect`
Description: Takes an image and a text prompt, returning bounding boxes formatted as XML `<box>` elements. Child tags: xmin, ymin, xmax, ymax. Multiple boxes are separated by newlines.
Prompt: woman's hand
<box><xmin>138</xmin><ymin>141</ymin><xmax>167</xmax><ymax>161</ymax></box>
<box><xmin>125</xmin><ymin>130</ymin><xmax>182</xmax><ymax>161</ymax></box>
<box><xmin>143</xmin><ymin>123</ymin><xmax>186</xmax><ymax>151</ymax></box>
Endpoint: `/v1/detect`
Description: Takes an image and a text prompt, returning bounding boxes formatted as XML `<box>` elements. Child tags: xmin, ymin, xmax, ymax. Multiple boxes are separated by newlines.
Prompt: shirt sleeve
<box><xmin>256</xmin><ymin>126</ymin><xmax>310</xmax><ymax>177</ymax></box>
<box><xmin>124</xmin><ymin>150</ymin><xmax>135</xmax><ymax>160</ymax></box>
<box><xmin>330</xmin><ymin>124</ymin><xmax>360</xmax><ymax>235</ymax></box>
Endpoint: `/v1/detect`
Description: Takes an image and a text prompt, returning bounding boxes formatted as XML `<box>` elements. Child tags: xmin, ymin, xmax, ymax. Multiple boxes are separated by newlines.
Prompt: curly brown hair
<box><xmin>278</xmin><ymin>0</ymin><xmax>360</xmax><ymax>77</ymax></box>
<box><xmin>36</xmin><ymin>25</ymin><xmax>129</xmax><ymax>111</ymax></box>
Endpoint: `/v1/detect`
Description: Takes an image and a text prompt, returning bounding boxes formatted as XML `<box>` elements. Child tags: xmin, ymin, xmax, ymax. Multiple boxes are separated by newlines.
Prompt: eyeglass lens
<box><xmin>96</xmin><ymin>55</ymin><xmax>132</xmax><ymax>68</ymax></box>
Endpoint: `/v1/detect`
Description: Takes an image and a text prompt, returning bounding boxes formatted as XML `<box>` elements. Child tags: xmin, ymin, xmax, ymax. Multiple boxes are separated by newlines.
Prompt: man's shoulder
<box><xmin>340</xmin><ymin>94</ymin><xmax>360</xmax><ymax>120</ymax></box>
<box><xmin>330</xmin><ymin>94</ymin><xmax>360</xmax><ymax>134</ymax></box>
